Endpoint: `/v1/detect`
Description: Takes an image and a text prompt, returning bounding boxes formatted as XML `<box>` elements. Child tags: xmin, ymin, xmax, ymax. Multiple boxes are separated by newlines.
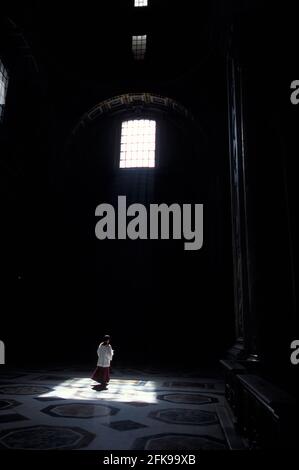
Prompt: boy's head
<box><xmin>103</xmin><ymin>335</ymin><xmax>110</xmax><ymax>344</ymax></box>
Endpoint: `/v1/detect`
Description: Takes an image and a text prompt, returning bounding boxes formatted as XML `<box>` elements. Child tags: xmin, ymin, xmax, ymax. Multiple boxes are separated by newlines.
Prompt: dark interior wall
<box><xmin>242</xmin><ymin>75</ymin><xmax>297</xmax><ymax>388</ymax></box>
<box><xmin>2</xmin><ymin>100</ymin><xmax>234</xmax><ymax>369</ymax></box>
<box><xmin>0</xmin><ymin>1</ymin><xmax>236</xmax><ymax>368</ymax></box>
<box><xmin>0</xmin><ymin>17</ymin><xmax>53</xmax><ymax>367</ymax></box>
<box><xmin>1</xmin><ymin>1</ymin><xmax>296</xmax><ymax>380</ymax></box>
<box><xmin>44</xmin><ymin>98</ymin><xmax>234</xmax><ymax>368</ymax></box>
<box><xmin>231</xmin><ymin>2</ymin><xmax>298</xmax><ymax>390</ymax></box>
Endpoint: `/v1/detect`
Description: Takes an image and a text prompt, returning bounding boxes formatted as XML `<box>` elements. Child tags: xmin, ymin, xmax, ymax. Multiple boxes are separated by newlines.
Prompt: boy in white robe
<box><xmin>91</xmin><ymin>335</ymin><xmax>114</xmax><ymax>387</ymax></box>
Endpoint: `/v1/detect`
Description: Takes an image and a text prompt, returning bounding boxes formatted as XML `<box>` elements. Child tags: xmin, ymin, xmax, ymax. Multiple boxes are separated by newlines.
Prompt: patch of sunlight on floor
<box><xmin>38</xmin><ymin>378</ymin><xmax>158</xmax><ymax>403</ymax></box>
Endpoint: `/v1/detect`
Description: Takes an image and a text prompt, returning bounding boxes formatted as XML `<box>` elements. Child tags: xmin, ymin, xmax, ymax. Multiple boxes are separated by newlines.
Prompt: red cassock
<box><xmin>92</xmin><ymin>342</ymin><xmax>114</xmax><ymax>384</ymax></box>
<box><xmin>91</xmin><ymin>366</ymin><xmax>110</xmax><ymax>384</ymax></box>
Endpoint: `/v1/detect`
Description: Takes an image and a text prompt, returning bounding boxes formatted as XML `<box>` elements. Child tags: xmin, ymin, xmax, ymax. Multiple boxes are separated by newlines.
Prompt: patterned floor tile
<box><xmin>41</xmin><ymin>403</ymin><xmax>119</xmax><ymax>419</ymax></box>
<box><xmin>34</xmin><ymin>397</ymin><xmax>66</xmax><ymax>402</ymax></box>
<box><xmin>158</xmin><ymin>393</ymin><xmax>218</xmax><ymax>405</ymax></box>
<box><xmin>0</xmin><ymin>425</ymin><xmax>95</xmax><ymax>450</ymax></box>
<box><xmin>134</xmin><ymin>433</ymin><xmax>227</xmax><ymax>450</ymax></box>
<box><xmin>0</xmin><ymin>399</ymin><xmax>21</xmax><ymax>410</ymax></box>
<box><xmin>105</xmin><ymin>420</ymin><xmax>148</xmax><ymax>431</ymax></box>
<box><xmin>149</xmin><ymin>408</ymin><xmax>218</xmax><ymax>425</ymax></box>
<box><xmin>163</xmin><ymin>382</ymin><xmax>217</xmax><ymax>389</ymax></box>
<box><xmin>126</xmin><ymin>401</ymin><xmax>152</xmax><ymax>407</ymax></box>
<box><xmin>0</xmin><ymin>368</ymin><xmax>244</xmax><ymax>450</ymax></box>
<box><xmin>0</xmin><ymin>385</ymin><xmax>52</xmax><ymax>395</ymax></box>
<box><xmin>0</xmin><ymin>413</ymin><xmax>29</xmax><ymax>424</ymax></box>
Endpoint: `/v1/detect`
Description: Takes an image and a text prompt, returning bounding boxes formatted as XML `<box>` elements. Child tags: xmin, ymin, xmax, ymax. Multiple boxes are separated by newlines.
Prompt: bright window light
<box><xmin>134</xmin><ymin>0</ymin><xmax>148</xmax><ymax>6</ymax></box>
<box><xmin>0</xmin><ymin>60</ymin><xmax>9</xmax><ymax>122</ymax></box>
<box><xmin>132</xmin><ymin>35</ymin><xmax>147</xmax><ymax>60</ymax></box>
<box><xmin>120</xmin><ymin>119</ymin><xmax>156</xmax><ymax>168</ymax></box>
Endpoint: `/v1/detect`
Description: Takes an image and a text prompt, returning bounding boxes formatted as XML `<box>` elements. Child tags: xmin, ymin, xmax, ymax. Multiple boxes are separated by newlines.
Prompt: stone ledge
<box><xmin>237</xmin><ymin>374</ymin><xmax>295</xmax><ymax>413</ymax></box>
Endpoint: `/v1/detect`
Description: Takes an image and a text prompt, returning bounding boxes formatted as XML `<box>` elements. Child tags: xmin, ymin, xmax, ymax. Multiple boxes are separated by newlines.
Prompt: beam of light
<box><xmin>38</xmin><ymin>378</ymin><xmax>158</xmax><ymax>403</ymax></box>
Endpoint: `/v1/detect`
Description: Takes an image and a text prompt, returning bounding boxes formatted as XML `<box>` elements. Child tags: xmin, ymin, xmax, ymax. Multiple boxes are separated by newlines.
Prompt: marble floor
<box><xmin>0</xmin><ymin>367</ymin><xmax>247</xmax><ymax>450</ymax></box>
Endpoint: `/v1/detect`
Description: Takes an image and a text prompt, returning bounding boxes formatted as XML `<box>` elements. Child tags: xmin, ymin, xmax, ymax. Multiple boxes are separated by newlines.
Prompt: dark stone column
<box><xmin>226</xmin><ymin>54</ymin><xmax>259</xmax><ymax>362</ymax></box>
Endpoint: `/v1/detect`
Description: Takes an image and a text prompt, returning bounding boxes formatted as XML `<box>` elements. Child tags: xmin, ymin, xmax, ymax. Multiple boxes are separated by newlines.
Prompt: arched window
<box><xmin>0</xmin><ymin>59</ymin><xmax>9</xmax><ymax>122</ymax></box>
<box><xmin>120</xmin><ymin>119</ymin><xmax>156</xmax><ymax>168</ymax></box>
